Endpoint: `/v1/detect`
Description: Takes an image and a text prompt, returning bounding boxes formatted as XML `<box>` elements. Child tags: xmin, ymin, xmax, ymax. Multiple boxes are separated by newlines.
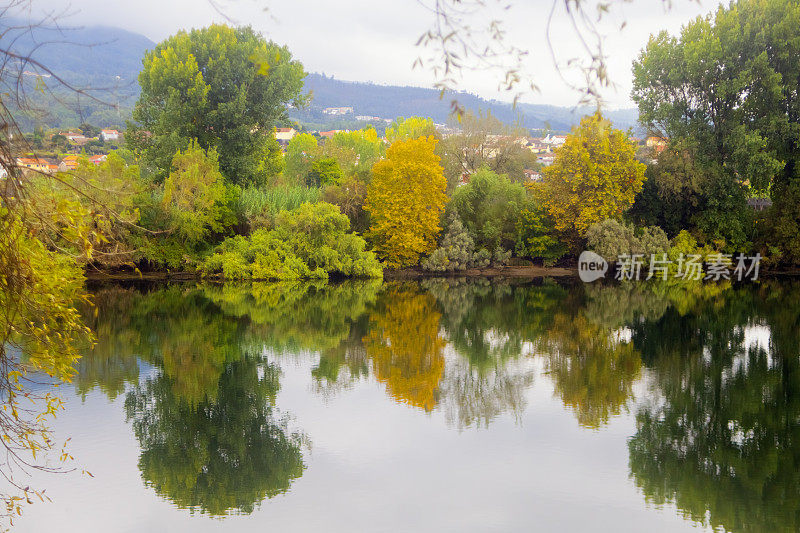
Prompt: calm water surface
<box><xmin>13</xmin><ymin>278</ymin><xmax>800</xmax><ymax>532</ymax></box>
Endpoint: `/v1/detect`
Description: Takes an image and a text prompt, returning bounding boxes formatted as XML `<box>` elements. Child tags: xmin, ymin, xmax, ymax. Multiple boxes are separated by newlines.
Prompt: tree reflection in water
<box><xmin>77</xmin><ymin>279</ymin><xmax>800</xmax><ymax>530</ymax></box>
<box><xmin>628</xmin><ymin>281</ymin><xmax>800</xmax><ymax>533</ymax></box>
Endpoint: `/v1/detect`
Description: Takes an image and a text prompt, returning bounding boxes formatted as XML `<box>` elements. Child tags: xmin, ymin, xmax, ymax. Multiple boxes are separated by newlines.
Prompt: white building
<box><xmin>100</xmin><ymin>129</ymin><xmax>120</xmax><ymax>142</ymax></box>
<box><xmin>275</xmin><ymin>127</ymin><xmax>297</xmax><ymax>143</ymax></box>
<box><xmin>323</xmin><ymin>107</ymin><xmax>354</xmax><ymax>115</ymax></box>
<box><xmin>542</xmin><ymin>134</ymin><xmax>567</xmax><ymax>147</ymax></box>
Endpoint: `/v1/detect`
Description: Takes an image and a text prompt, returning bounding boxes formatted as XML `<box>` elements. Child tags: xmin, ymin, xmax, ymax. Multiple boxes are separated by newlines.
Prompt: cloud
<box><xmin>28</xmin><ymin>0</ymin><xmax>722</xmax><ymax>107</ymax></box>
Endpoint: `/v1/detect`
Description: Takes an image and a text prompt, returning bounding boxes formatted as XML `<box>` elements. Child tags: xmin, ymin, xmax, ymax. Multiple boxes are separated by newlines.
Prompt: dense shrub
<box><xmin>515</xmin><ymin>207</ymin><xmax>566</xmax><ymax>266</ymax></box>
<box><xmin>201</xmin><ymin>202</ymin><xmax>382</xmax><ymax>280</ymax></box>
<box><xmin>421</xmin><ymin>214</ymin><xmax>491</xmax><ymax>271</ymax></box>
<box><xmin>449</xmin><ymin>168</ymin><xmax>528</xmax><ymax>253</ymax></box>
<box><xmin>586</xmin><ymin>219</ymin><xmax>669</xmax><ymax>262</ymax></box>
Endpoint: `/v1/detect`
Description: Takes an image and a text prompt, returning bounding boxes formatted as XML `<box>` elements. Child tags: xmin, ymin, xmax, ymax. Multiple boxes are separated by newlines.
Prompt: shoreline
<box><xmin>83</xmin><ymin>265</ymin><xmax>800</xmax><ymax>283</ymax></box>
<box><xmin>84</xmin><ymin>265</ymin><xmax>577</xmax><ymax>282</ymax></box>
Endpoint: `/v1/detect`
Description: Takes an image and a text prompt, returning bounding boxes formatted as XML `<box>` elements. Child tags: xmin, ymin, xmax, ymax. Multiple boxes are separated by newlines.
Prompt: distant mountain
<box><xmin>0</xmin><ymin>17</ymin><xmax>154</xmax><ymax>130</ymax></box>
<box><xmin>297</xmin><ymin>73</ymin><xmax>641</xmax><ymax>133</ymax></box>
<box><xmin>0</xmin><ymin>20</ymin><xmax>639</xmax><ymax>133</ymax></box>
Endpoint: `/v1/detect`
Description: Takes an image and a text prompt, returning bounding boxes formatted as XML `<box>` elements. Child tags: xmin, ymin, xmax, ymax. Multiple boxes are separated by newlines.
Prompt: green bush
<box><xmin>201</xmin><ymin>202</ymin><xmax>382</xmax><ymax>280</ymax></box>
<box><xmin>515</xmin><ymin>207</ymin><xmax>566</xmax><ymax>266</ymax></box>
<box><xmin>421</xmin><ymin>213</ymin><xmax>491</xmax><ymax>271</ymax></box>
<box><xmin>586</xmin><ymin>219</ymin><xmax>669</xmax><ymax>262</ymax></box>
<box><xmin>449</xmin><ymin>168</ymin><xmax>529</xmax><ymax>253</ymax></box>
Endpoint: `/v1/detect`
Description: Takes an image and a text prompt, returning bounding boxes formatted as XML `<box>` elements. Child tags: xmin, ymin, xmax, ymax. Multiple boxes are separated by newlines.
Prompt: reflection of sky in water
<box><xmin>13</xmin><ymin>280</ymin><xmax>800</xmax><ymax>533</ymax></box>
<box><xmin>17</xmin><ymin>352</ymin><xmax>705</xmax><ymax>532</ymax></box>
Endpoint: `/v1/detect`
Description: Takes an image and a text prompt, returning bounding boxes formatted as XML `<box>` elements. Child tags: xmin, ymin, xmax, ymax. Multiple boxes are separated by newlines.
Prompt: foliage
<box><xmin>514</xmin><ymin>207</ymin><xmax>566</xmax><ymax>265</ymax></box>
<box><xmin>305</xmin><ymin>157</ymin><xmax>343</xmax><ymax>187</ymax></box>
<box><xmin>536</xmin><ymin>112</ymin><xmax>645</xmax><ymax>248</ymax></box>
<box><xmin>284</xmin><ymin>133</ymin><xmax>319</xmax><ymax>185</ymax></box>
<box><xmin>26</xmin><ymin>151</ymin><xmax>143</xmax><ymax>265</ymax></box>
<box><xmin>0</xmin><ymin>207</ymin><xmax>93</xmax><ymax>519</ymax></box>
<box><xmin>322</xmin><ymin>128</ymin><xmax>384</xmax><ymax>180</ymax></box>
<box><xmin>237</xmin><ymin>184</ymin><xmax>322</xmax><ymax>231</ymax></box>
<box><xmin>365</xmin><ymin>136</ymin><xmax>448</xmax><ymax>268</ymax></box>
<box><xmin>440</xmin><ymin>110</ymin><xmax>537</xmax><ymax>189</ymax></box>
<box><xmin>630</xmin><ymin>146</ymin><xmax>752</xmax><ymax>252</ymax></box>
<box><xmin>585</xmin><ymin>219</ymin><xmax>669</xmax><ymax>263</ymax></box>
<box><xmin>321</xmin><ymin>175</ymin><xmax>369</xmax><ymax>233</ymax></box>
<box><xmin>162</xmin><ymin>141</ymin><xmax>237</xmax><ymax>245</ymax></box>
<box><xmin>130</xmin><ymin>24</ymin><xmax>306</xmax><ymax>186</ymax></box>
<box><xmin>385</xmin><ymin>116</ymin><xmax>437</xmax><ymax>143</ymax></box>
<box><xmin>421</xmin><ymin>212</ymin><xmax>491</xmax><ymax>271</ymax></box>
<box><xmin>632</xmin><ymin>0</ymin><xmax>799</xmax><ymax>258</ymax></box>
<box><xmin>450</xmin><ymin>167</ymin><xmax>529</xmax><ymax>253</ymax></box>
<box><xmin>201</xmin><ymin>202</ymin><xmax>383</xmax><ymax>280</ymax></box>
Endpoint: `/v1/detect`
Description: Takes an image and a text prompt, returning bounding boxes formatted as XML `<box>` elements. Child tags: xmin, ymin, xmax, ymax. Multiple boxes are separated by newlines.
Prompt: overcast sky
<box><xmin>29</xmin><ymin>0</ymin><xmax>725</xmax><ymax>108</ymax></box>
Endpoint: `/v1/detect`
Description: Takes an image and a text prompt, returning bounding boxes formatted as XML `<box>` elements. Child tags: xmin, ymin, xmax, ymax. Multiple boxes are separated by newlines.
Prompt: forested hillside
<box><xmin>298</xmin><ymin>73</ymin><xmax>639</xmax><ymax>132</ymax></box>
<box><xmin>0</xmin><ymin>18</ymin><xmax>154</xmax><ymax>129</ymax></box>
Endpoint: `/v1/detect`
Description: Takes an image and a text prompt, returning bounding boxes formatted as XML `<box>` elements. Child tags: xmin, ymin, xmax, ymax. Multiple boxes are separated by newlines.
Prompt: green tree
<box><xmin>306</xmin><ymin>157</ymin><xmax>343</xmax><ymax>187</ymax></box>
<box><xmin>284</xmin><ymin>133</ymin><xmax>319</xmax><ymax>184</ymax></box>
<box><xmin>162</xmin><ymin>141</ymin><xmax>236</xmax><ymax>245</ymax></box>
<box><xmin>322</xmin><ymin>128</ymin><xmax>384</xmax><ymax>180</ymax></box>
<box><xmin>322</xmin><ymin>175</ymin><xmax>370</xmax><ymax>233</ymax></box>
<box><xmin>631</xmin><ymin>1</ymin><xmax>800</xmax><ymax>256</ymax></box>
<box><xmin>385</xmin><ymin>116</ymin><xmax>437</xmax><ymax>143</ymax></box>
<box><xmin>130</xmin><ymin>24</ymin><xmax>306</xmax><ymax>186</ymax></box>
<box><xmin>514</xmin><ymin>207</ymin><xmax>565</xmax><ymax>265</ymax></box>
<box><xmin>450</xmin><ymin>167</ymin><xmax>530</xmax><ymax>254</ymax></box>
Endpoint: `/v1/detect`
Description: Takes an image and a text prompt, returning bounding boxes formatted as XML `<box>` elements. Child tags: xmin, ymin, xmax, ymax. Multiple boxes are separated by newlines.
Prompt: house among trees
<box><xmin>16</xmin><ymin>157</ymin><xmax>58</xmax><ymax>174</ymax></box>
<box><xmin>542</xmin><ymin>134</ymin><xmax>568</xmax><ymax>147</ymax></box>
<box><xmin>100</xmin><ymin>129</ymin><xmax>121</xmax><ymax>142</ymax></box>
<box><xmin>323</xmin><ymin>106</ymin><xmax>354</xmax><ymax>115</ymax></box>
<box><xmin>645</xmin><ymin>136</ymin><xmax>668</xmax><ymax>154</ymax></box>
<box><xmin>58</xmin><ymin>154</ymin><xmax>80</xmax><ymax>172</ymax></box>
<box><xmin>274</xmin><ymin>127</ymin><xmax>297</xmax><ymax>145</ymax></box>
<box><xmin>527</xmin><ymin>139</ymin><xmax>552</xmax><ymax>154</ymax></box>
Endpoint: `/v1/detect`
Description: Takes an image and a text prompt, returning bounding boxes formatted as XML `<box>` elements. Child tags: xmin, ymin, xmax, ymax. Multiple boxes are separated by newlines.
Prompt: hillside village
<box><xmin>12</xmin><ymin>119</ymin><xmax>665</xmax><ymax>184</ymax></box>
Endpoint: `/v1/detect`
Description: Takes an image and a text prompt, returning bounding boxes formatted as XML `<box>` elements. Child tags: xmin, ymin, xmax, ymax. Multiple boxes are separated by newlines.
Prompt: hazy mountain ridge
<box><xmin>299</xmin><ymin>73</ymin><xmax>640</xmax><ymax>133</ymax></box>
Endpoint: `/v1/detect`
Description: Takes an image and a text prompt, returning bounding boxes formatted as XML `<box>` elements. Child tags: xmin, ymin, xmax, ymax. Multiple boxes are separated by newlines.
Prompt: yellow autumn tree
<box><xmin>365</xmin><ymin>136</ymin><xmax>448</xmax><ymax>268</ymax></box>
<box><xmin>536</xmin><ymin>112</ymin><xmax>645</xmax><ymax>248</ymax></box>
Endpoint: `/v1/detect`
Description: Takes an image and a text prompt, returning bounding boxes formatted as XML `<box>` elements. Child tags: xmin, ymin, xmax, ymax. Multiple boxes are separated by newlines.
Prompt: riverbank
<box><xmin>383</xmin><ymin>265</ymin><xmax>575</xmax><ymax>280</ymax></box>
<box><xmin>84</xmin><ymin>265</ymin><xmax>577</xmax><ymax>282</ymax></box>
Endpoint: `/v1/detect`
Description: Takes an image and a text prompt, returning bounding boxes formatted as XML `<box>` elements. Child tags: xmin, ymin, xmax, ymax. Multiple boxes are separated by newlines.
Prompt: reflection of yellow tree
<box><xmin>541</xmin><ymin>313</ymin><xmax>642</xmax><ymax>429</ymax></box>
<box><xmin>365</xmin><ymin>286</ymin><xmax>447</xmax><ymax>411</ymax></box>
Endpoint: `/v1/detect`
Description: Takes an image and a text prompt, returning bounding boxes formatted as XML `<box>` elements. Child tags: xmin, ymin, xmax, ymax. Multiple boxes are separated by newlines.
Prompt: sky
<box><xmin>28</xmin><ymin>0</ymin><xmax>725</xmax><ymax>108</ymax></box>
